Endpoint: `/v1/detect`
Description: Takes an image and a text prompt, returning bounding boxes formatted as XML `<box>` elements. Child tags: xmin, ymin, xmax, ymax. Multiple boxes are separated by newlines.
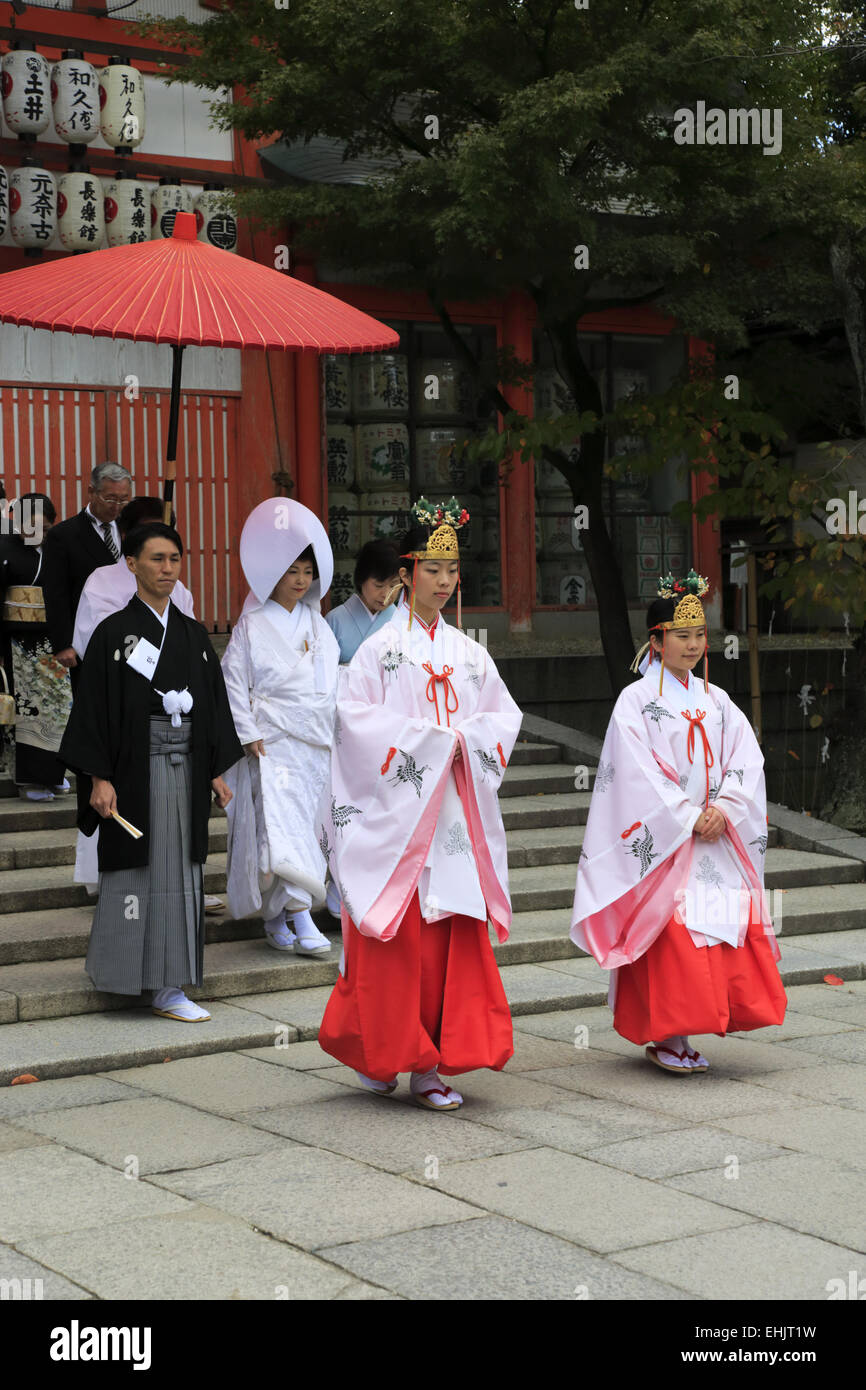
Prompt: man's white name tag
<box><xmin>126</xmin><ymin>636</ymin><xmax>162</xmax><ymax>682</ymax></box>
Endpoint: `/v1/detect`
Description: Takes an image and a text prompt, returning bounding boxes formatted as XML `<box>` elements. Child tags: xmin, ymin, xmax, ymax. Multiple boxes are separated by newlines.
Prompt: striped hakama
<box><xmin>85</xmin><ymin>715</ymin><xmax>204</xmax><ymax>995</ymax></box>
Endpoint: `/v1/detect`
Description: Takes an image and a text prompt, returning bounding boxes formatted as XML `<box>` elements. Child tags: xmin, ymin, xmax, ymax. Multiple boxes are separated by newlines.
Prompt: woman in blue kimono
<box><xmin>325</xmin><ymin>539</ymin><xmax>400</xmax><ymax>665</ymax></box>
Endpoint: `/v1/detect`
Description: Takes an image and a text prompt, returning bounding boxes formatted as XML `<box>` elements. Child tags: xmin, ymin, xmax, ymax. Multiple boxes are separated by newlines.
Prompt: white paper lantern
<box><xmin>2</xmin><ymin>45</ymin><xmax>52</xmax><ymax>139</ymax></box>
<box><xmin>194</xmin><ymin>184</ymin><xmax>237</xmax><ymax>252</ymax></box>
<box><xmin>151</xmin><ymin>178</ymin><xmax>192</xmax><ymax>240</ymax></box>
<box><xmin>10</xmin><ymin>164</ymin><xmax>56</xmax><ymax>251</ymax></box>
<box><xmin>0</xmin><ymin>168</ymin><xmax>8</xmax><ymax>240</ymax></box>
<box><xmin>103</xmin><ymin>173</ymin><xmax>149</xmax><ymax>246</ymax></box>
<box><xmin>98</xmin><ymin>57</ymin><xmax>145</xmax><ymax>153</ymax></box>
<box><xmin>51</xmin><ymin>52</ymin><xmax>99</xmax><ymax>147</ymax></box>
<box><xmin>57</xmin><ymin>171</ymin><xmax>105</xmax><ymax>252</ymax></box>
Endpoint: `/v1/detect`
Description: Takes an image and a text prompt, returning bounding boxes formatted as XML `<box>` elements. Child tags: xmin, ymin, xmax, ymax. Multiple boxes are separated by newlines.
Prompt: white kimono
<box><xmin>570</xmin><ymin>660</ymin><xmax>778</xmax><ymax>971</ymax></box>
<box><xmin>221</xmin><ymin>598</ymin><xmax>339</xmax><ymax>920</ymax></box>
<box><xmin>320</xmin><ymin>599</ymin><xmax>522</xmax><ymax>940</ymax></box>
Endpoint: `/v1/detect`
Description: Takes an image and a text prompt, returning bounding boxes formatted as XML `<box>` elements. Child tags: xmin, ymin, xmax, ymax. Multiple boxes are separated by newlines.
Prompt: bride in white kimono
<box><xmin>221</xmin><ymin>499</ymin><xmax>339</xmax><ymax>957</ymax></box>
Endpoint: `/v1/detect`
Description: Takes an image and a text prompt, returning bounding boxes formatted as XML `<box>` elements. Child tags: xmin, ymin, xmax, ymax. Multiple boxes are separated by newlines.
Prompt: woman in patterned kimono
<box><xmin>222</xmin><ymin>499</ymin><xmax>340</xmax><ymax>958</ymax></box>
<box><xmin>570</xmin><ymin>571</ymin><xmax>786</xmax><ymax>1073</ymax></box>
<box><xmin>318</xmin><ymin>499</ymin><xmax>523</xmax><ymax>1110</ymax></box>
<box><xmin>0</xmin><ymin>493</ymin><xmax>72</xmax><ymax>800</ymax></box>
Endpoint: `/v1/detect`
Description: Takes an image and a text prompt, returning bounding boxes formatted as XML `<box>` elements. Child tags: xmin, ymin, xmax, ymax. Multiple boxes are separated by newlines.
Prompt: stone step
<box><xmin>0</xmin><ymin>831</ymin><xmax>823</xmax><ymax>922</ymax></box>
<box><xmin>0</xmin><ymin>927</ymin><xmax>862</xmax><ymax>1084</ymax></box>
<box><xmin>1</xmin><ymin>876</ymin><xmax>865</xmax><ymax>1026</ymax></box>
<box><xmin>0</xmin><ymin>843</ymin><xmax>851</xmax><ymax>967</ymax></box>
<box><xmin>506</xmin><ymin>741</ymin><xmax>562</xmax><ymax>766</ymax></box>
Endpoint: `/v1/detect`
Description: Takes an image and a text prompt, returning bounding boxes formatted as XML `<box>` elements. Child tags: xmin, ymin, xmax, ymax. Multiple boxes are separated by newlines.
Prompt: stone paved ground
<box><xmin>0</xmin><ymin>980</ymin><xmax>864</xmax><ymax>1301</ymax></box>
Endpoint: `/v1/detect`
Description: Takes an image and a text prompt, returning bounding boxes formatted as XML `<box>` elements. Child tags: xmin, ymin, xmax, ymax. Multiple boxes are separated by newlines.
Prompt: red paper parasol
<box><xmin>0</xmin><ymin>211</ymin><xmax>400</xmax><ymax>518</ymax></box>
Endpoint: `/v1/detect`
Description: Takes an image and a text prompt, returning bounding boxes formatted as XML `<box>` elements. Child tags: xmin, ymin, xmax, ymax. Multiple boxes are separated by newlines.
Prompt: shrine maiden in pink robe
<box><xmin>321</xmin><ymin>594</ymin><xmax>522</xmax><ymax>944</ymax></box>
<box><xmin>571</xmin><ymin>652</ymin><xmax>785</xmax><ymax>1034</ymax></box>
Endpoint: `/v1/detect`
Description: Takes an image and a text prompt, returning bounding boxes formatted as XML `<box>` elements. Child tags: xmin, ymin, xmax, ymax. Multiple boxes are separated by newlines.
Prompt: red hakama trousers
<box><xmin>613</xmin><ymin>898</ymin><xmax>787</xmax><ymax>1045</ymax></box>
<box><xmin>318</xmin><ymin>891</ymin><xmax>514</xmax><ymax>1079</ymax></box>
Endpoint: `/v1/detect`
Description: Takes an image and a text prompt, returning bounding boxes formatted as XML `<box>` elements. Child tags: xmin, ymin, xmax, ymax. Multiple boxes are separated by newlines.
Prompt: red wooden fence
<box><xmin>0</xmin><ymin>382</ymin><xmax>240</xmax><ymax>631</ymax></box>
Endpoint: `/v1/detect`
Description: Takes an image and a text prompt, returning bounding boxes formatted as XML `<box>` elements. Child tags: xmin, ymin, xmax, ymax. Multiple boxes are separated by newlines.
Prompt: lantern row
<box><xmin>2</xmin><ymin>44</ymin><xmax>146</xmax><ymax>155</ymax></box>
<box><xmin>0</xmin><ymin>167</ymin><xmax>238</xmax><ymax>253</ymax></box>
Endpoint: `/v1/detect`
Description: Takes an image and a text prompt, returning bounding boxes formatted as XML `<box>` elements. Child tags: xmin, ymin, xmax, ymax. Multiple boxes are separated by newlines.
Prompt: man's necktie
<box><xmin>100</xmin><ymin>521</ymin><xmax>120</xmax><ymax>561</ymax></box>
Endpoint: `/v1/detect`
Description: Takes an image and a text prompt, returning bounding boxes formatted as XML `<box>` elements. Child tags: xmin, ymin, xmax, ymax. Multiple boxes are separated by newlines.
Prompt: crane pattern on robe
<box><xmin>641</xmin><ymin>699</ymin><xmax>676</xmax><ymax>726</ymax></box>
<box><xmin>474</xmin><ymin>747</ymin><xmax>503</xmax><ymax>782</ymax></box>
<box><xmin>331</xmin><ymin>797</ymin><xmax>362</xmax><ymax>833</ymax></box>
<box><xmin>443</xmin><ymin>821</ymin><xmax>473</xmax><ymax>857</ymax></box>
<box><xmin>387</xmin><ymin>749</ymin><xmax>431</xmax><ymax>797</ymax></box>
<box><xmin>696</xmin><ymin>854</ymin><xmax>725</xmax><ymax>888</ymax></box>
<box><xmin>319</xmin><ymin>825</ymin><xmax>332</xmax><ymax>863</ymax></box>
<box><xmin>624</xmin><ymin>823</ymin><xmax>659</xmax><ymax>878</ymax></box>
<box><xmin>380</xmin><ymin>646</ymin><xmax>411</xmax><ymax>678</ymax></box>
<box><xmin>594</xmin><ymin>760</ymin><xmax>615</xmax><ymax>792</ymax></box>
<box><xmin>750</xmin><ymin>833</ymin><xmax>768</xmax><ymax>856</ymax></box>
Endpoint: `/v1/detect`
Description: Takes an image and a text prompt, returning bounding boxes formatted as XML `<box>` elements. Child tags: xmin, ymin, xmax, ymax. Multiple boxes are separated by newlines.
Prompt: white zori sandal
<box><xmin>410</xmin><ymin>1069</ymin><xmax>463</xmax><ymax>1110</ymax></box>
<box><xmin>151</xmin><ymin>988</ymin><xmax>211</xmax><ymax>1022</ymax></box>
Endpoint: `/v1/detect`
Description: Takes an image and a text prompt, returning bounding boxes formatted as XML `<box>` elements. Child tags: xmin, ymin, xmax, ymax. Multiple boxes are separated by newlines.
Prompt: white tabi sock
<box><xmin>152</xmin><ymin>987</ymin><xmax>210</xmax><ymax>1021</ymax></box>
<box><xmin>410</xmin><ymin>1068</ymin><xmax>463</xmax><ymax>1105</ymax></box>
<box><xmin>355</xmin><ymin>1070</ymin><xmax>398</xmax><ymax>1092</ymax></box>
<box><xmin>291</xmin><ymin>909</ymin><xmax>329</xmax><ymax>948</ymax></box>
<box><xmin>263</xmin><ymin>912</ymin><xmax>296</xmax><ymax>945</ymax></box>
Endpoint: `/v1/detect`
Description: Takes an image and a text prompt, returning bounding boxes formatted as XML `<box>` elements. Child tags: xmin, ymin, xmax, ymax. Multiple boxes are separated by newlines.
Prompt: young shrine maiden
<box><xmin>570</xmin><ymin>571</ymin><xmax>786</xmax><ymax>1074</ymax></box>
<box><xmin>318</xmin><ymin>499</ymin><xmax>523</xmax><ymax>1110</ymax></box>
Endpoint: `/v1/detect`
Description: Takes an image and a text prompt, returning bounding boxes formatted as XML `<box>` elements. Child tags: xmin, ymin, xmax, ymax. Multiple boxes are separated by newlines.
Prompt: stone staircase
<box><xmin>0</xmin><ymin>716</ymin><xmax>864</xmax><ymax>1082</ymax></box>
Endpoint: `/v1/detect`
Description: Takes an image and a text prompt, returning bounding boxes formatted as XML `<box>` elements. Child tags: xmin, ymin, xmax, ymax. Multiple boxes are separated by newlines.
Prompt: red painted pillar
<box><xmin>688</xmin><ymin>337</ymin><xmax>723</xmax><ymax>629</ymax></box>
<box><xmin>500</xmin><ymin>290</ymin><xmax>535</xmax><ymax>633</ymax></box>
<box><xmin>292</xmin><ymin>258</ymin><xmax>326</xmax><ymax>522</ymax></box>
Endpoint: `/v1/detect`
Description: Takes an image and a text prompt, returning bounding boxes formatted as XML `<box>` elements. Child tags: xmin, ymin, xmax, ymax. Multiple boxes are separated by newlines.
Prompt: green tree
<box><xmin>144</xmin><ymin>0</ymin><xmax>846</xmax><ymax>691</ymax></box>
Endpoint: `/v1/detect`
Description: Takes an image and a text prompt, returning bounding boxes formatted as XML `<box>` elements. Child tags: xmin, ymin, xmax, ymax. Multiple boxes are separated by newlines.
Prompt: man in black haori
<box><xmin>60</xmin><ymin>522</ymin><xmax>242</xmax><ymax>1021</ymax></box>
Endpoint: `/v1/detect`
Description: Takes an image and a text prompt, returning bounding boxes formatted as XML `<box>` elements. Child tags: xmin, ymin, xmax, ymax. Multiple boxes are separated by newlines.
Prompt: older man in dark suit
<box><xmin>40</xmin><ymin>462</ymin><xmax>132</xmax><ymax>677</ymax></box>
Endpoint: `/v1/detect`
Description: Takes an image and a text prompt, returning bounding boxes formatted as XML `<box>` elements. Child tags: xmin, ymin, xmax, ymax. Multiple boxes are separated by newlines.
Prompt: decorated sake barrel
<box><xmin>2</xmin><ymin>45</ymin><xmax>52</xmax><ymax>139</ymax></box>
<box><xmin>99</xmin><ymin>57</ymin><xmax>145</xmax><ymax>153</ymax></box>
<box><xmin>327</xmin><ymin>491</ymin><xmax>360</xmax><ymax>557</ymax></box>
<box><xmin>540</xmin><ymin>559</ymin><xmax>590</xmax><ymax>606</ymax></box>
<box><xmin>414</xmin><ymin>358</ymin><xmax>475</xmax><ymax>420</ymax></box>
<box><xmin>151</xmin><ymin>178</ymin><xmax>191</xmax><ymax>240</ymax></box>
<box><xmin>104</xmin><ymin>173</ymin><xmax>149</xmax><ymax>246</ymax></box>
<box><xmin>57</xmin><ymin>171</ymin><xmax>105</xmax><ymax>251</ymax></box>
<box><xmin>51</xmin><ymin>52</ymin><xmax>99</xmax><ymax>147</ymax></box>
<box><xmin>326</xmin><ymin>425</ymin><xmax>355</xmax><ymax>489</ymax></box>
<box><xmin>534</xmin><ymin>512</ymin><xmax>543</xmax><ymax>559</ymax></box>
<box><xmin>612</xmin><ymin>367</ymin><xmax>649</xmax><ymax>402</ymax></box>
<box><xmin>358</xmin><ymin>491</ymin><xmax>411</xmax><ymax>547</ymax></box>
<box><xmin>534</xmin><ymin>368</ymin><xmax>575</xmax><ymax>418</ymax></box>
<box><xmin>425</xmin><ymin>493</ymin><xmax>482</xmax><ymax>555</ymax></box>
<box><xmin>481</xmin><ymin>508</ymin><xmax>499</xmax><ymax>557</ymax></box>
<box><xmin>538</xmin><ymin>492</ymin><xmax>578</xmax><ymax>555</ymax></box>
<box><xmin>457</xmin><ymin>560</ymin><xmax>480</xmax><ymax>608</ymax></box>
<box><xmin>330</xmin><ymin>560</ymin><xmax>355</xmax><ymax>608</ymax></box>
<box><xmin>535</xmin><ymin>456</ymin><xmax>573</xmax><ymax>494</ymax></box>
<box><xmin>10</xmin><ymin>164</ymin><xmax>56</xmax><ymax>250</ymax></box>
<box><xmin>0</xmin><ymin>168</ymin><xmax>8</xmax><ymax>240</ymax></box>
<box><xmin>352</xmin><ymin>353</ymin><xmax>409</xmax><ymax>417</ymax></box>
<box><xmin>323</xmin><ymin>355</ymin><xmax>351</xmax><ymax>417</ymax></box>
<box><xmin>194</xmin><ymin>184</ymin><xmax>237</xmax><ymax>251</ymax></box>
<box><xmin>355</xmin><ymin>422</ymin><xmax>410</xmax><ymax>489</ymax></box>
<box><xmin>479</xmin><ymin>561</ymin><xmax>501</xmax><ymax>606</ymax></box>
<box><xmin>414</xmin><ymin>427</ymin><xmax>477</xmax><ymax>493</ymax></box>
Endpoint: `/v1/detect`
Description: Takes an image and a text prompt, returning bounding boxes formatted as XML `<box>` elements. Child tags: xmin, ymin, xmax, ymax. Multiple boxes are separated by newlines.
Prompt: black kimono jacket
<box><xmin>60</xmin><ymin>594</ymin><xmax>243</xmax><ymax>872</ymax></box>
